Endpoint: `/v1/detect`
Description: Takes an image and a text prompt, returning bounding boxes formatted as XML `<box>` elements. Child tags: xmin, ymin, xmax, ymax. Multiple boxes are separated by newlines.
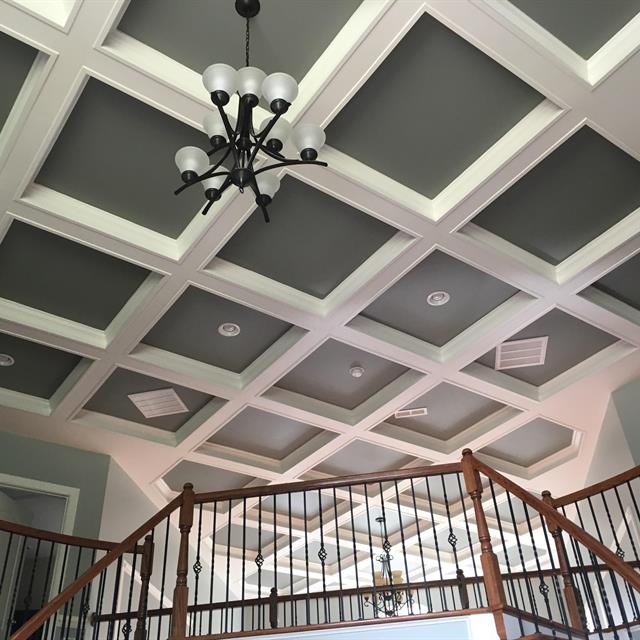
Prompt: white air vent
<box><xmin>495</xmin><ymin>336</ymin><xmax>548</xmax><ymax>370</ymax></box>
<box><xmin>394</xmin><ymin>407</ymin><xmax>428</xmax><ymax>419</ymax></box>
<box><xmin>128</xmin><ymin>388</ymin><xmax>189</xmax><ymax>419</ymax></box>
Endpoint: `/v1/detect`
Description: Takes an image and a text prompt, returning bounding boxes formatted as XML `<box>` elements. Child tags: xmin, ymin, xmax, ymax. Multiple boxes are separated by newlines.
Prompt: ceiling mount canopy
<box><xmin>174</xmin><ymin>0</ymin><xmax>328</xmax><ymax>223</ymax></box>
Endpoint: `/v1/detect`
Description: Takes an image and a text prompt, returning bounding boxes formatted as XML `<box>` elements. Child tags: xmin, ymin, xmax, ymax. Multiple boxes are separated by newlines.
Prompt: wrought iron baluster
<box><xmin>363</xmin><ymin>483</ymin><xmax>380</xmax><ymax>618</ymax></box>
<box><xmin>224</xmin><ymin>499</ymin><xmax>232</xmax><ymax>633</ymax></box>
<box><xmin>409</xmin><ymin>478</ymin><xmax>432</xmax><ymax>613</ymax></box>
<box><xmin>332</xmin><ymin>487</ymin><xmax>345</xmax><ymax>623</ymax></box>
<box><xmin>157</xmin><ymin>515</ymin><xmax>170</xmax><ymax>640</ymax></box>
<box><xmin>456</xmin><ymin>473</ymin><xmax>483</xmax><ymax>608</ymax></box>
<box><xmin>393</xmin><ymin>480</ymin><xmax>414</xmax><ymax>615</ymax></box>
<box><xmin>191</xmin><ymin>504</ymin><xmax>203</xmax><ymax>636</ymax></box>
<box><xmin>425</xmin><ymin>475</ymin><xmax>447</xmax><ymax>611</ymax></box>
<box><xmin>317</xmin><ymin>489</ymin><xmax>329</xmax><ymax>623</ymax></box>
<box><xmin>287</xmin><ymin>493</ymin><xmax>294</xmax><ymax>626</ymax></box>
<box><xmin>241</xmin><ymin>498</ymin><xmax>247</xmax><ymax>633</ymax></box>
<box><xmin>347</xmin><ymin>486</ymin><xmax>363</xmax><ymax>620</ymax></box>
<box><xmin>302</xmin><ymin>491</ymin><xmax>310</xmax><ymax>625</ymax></box>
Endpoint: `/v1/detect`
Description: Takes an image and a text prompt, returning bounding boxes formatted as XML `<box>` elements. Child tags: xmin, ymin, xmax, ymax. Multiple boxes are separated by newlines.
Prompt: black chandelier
<box><xmin>174</xmin><ymin>0</ymin><xmax>328</xmax><ymax>223</ymax></box>
<box><xmin>364</xmin><ymin>516</ymin><xmax>413</xmax><ymax>617</ymax></box>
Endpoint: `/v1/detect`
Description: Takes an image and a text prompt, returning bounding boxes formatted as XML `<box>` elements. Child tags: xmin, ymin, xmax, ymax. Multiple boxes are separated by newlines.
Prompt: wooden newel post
<box><xmin>542</xmin><ymin>490</ymin><xmax>585</xmax><ymax>631</ymax></box>
<box><xmin>170</xmin><ymin>483</ymin><xmax>195</xmax><ymax>640</ymax></box>
<box><xmin>461</xmin><ymin>449</ymin><xmax>507</xmax><ymax>640</ymax></box>
<box><xmin>134</xmin><ymin>535</ymin><xmax>155</xmax><ymax>640</ymax></box>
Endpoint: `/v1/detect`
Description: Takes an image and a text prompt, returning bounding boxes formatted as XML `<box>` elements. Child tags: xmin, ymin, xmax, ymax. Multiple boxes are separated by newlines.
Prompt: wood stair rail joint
<box><xmin>9</xmin><ymin>492</ymin><xmax>185</xmax><ymax>640</ymax></box>
<box><xmin>466</xmin><ymin>451</ymin><xmax>640</xmax><ymax>595</ymax></box>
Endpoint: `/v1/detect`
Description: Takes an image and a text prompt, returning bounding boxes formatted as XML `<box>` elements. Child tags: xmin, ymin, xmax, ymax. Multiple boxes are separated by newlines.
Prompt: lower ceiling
<box><xmin>0</xmin><ymin>0</ymin><xmax>640</xmax><ymax>537</ymax></box>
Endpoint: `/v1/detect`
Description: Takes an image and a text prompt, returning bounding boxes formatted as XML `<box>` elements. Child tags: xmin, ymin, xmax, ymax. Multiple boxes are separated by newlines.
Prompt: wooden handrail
<box><xmin>551</xmin><ymin>464</ymin><xmax>640</xmax><ymax>508</ymax></box>
<box><xmin>10</xmin><ymin>494</ymin><xmax>183</xmax><ymax>640</ymax></box>
<box><xmin>194</xmin><ymin>462</ymin><xmax>462</xmax><ymax>504</ymax></box>
<box><xmin>0</xmin><ymin>518</ymin><xmax>140</xmax><ymax>551</ymax></box>
<box><xmin>472</xmin><ymin>456</ymin><xmax>640</xmax><ymax>594</ymax></box>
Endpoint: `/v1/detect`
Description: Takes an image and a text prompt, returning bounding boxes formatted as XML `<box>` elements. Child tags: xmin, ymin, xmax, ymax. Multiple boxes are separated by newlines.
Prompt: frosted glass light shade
<box><xmin>293</xmin><ymin>124</ymin><xmax>326</xmax><ymax>153</ymax></box>
<box><xmin>202</xmin><ymin>173</ymin><xmax>226</xmax><ymax>192</ymax></box>
<box><xmin>237</xmin><ymin>66</ymin><xmax>266</xmax><ymax>97</ymax></box>
<box><xmin>259</xmin><ymin>117</ymin><xmax>292</xmax><ymax>145</ymax></box>
<box><xmin>175</xmin><ymin>146</ymin><xmax>209</xmax><ymax>175</ymax></box>
<box><xmin>256</xmin><ymin>173</ymin><xmax>280</xmax><ymax>199</ymax></box>
<box><xmin>203</xmin><ymin>112</ymin><xmax>236</xmax><ymax>140</ymax></box>
<box><xmin>202</xmin><ymin>63</ymin><xmax>237</xmax><ymax>95</ymax></box>
<box><xmin>261</xmin><ymin>72</ymin><xmax>298</xmax><ymax>106</ymax></box>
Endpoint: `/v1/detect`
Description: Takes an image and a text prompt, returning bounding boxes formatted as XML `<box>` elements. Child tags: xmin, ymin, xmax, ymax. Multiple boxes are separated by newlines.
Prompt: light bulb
<box><xmin>293</xmin><ymin>123</ymin><xmax>326</xmax><ymax>161</ymax></box>
<box><xmin>237</xmin><ymin>66</ymin><xmax>266</xmax><ymax>97</ymax></box>
<box><xmin>256</xmin><ymin>173</ymin><xmax>280</xmax><ymax>200</ymax></box>
<box><xmin>261</xmin><ymin>72</ymin><xmax>298</xmax><ymax>113</ymax></box>
<box><xmin>259</xmin><ymin>116</ymin><xmax>292</xmax><ymax>152</ymax></box>
<box><xmin>202</xmin><ymin>63</ymin><xmax>237</xmax><ymax>105</ymax></box>
<box><xmin>175</xmin><ymin>146</ymin><xmax>209</xmax><ymax>181</ymax></box>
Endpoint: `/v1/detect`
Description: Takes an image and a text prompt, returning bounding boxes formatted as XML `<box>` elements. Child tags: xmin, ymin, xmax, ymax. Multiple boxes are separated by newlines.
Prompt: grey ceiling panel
<box><xmin>361</xmin><ymin>250</ymin><xmax>517</xmax><ymax>346</ymax></box>
<box><xmin>276</xmin><ymin>339</ymin><xmax>409</xmax><ymax>410</ymax></box>
<box><xmin>327</xmin><ymin>13</ymin><xmax>543</xmax><ymax>197</ymax></box>
<box><xmin>208</xmin><ymin>407</ymin><xmax>322</xmax><ymax>459</ymax></box>
<box><xmin>351</xmin><ymin>507</ymin><xmax>417</xmax><ymax>536</ymax></box>
<box><xmin>476</xmin><ymin>309</ymin><xmax>618</xmax><ymax>386</ymax></box>
<box><xmin>143</xmin><ymin>287</ymin><xmax>292</xmax><ymax>373</ymax></box>
<box><xmin>217</xmin><ymin>176</ymin><xmax>396</xmax><ymax>298</ymax></box>
<box><xmin>481</xmin><ymin>418</ymin><xmax>573</xmax><ymax>466</ymax></box>
<box><xmin>0</xmin><ymin>221</ymin><xmax>149</xmax><ymax>329</ymax></box>
<box><xmin>0</xmin><ymin>332</ymin><xmax>82</xmax><ymax>399</ymax></box>
<box><xmin>473</xmin><ymin>127</ymin><xmax>640</xmax><ymax>264</ymax></box>
<box><xmin>264</xmin><ymin>492</ymin><xmax>335</xmax><ymax>520</ymax></box>
<box><xmin>410</xmin><ymin>472</ymin><xmax>471</xmax><ymax>506</ymax></box>
<box><xmin>84</xmin><ymin>368</ymin><xmax>214</xmax><ymax>432</ymax></box>
<box><xmin>0</xmin><ymin>31</ymin><xmax>38</xmax><ymax>131</ymax></box>
<box><xmin>591</xmin><ymin>253</ymin><xmax>640</xmax><ymax>311</ymax></box>
<box><xmin>383</xmin><ymin>382</ymin><xmax>505</xmax><ymax>440</ymax></box>
<box><xmin>315</xmin><ymin>440</ymin><xmax>415</xmax><ymax>476</ymax></box>
<box><xmin>215</xmin><ymin>523</ymin><xmax>275</xmax><ymax>553</ymax></box>
<box><xmin>510</xmin><ymin>0</ymin><xmax>640</xmax><ymax>58</ymax></box>
<box><xmin>163</xmin><ymin>460</ymin><xmax>256</xmax><ymax>493</ymax></box>
<box><xmin>119</xmin><ymin>0</ymin><xmax>361</xmax><ymax>82</ymax></box>
<box><xmin>36</xmin><ymin>79</ymin><xmax>206</xmax><ymax>238</ymax></box>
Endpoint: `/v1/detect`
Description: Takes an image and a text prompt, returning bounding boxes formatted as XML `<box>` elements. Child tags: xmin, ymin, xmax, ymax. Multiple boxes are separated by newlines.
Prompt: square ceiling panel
<box><xmin>217</xmin><ymin>176</ymin><xmax>397</xmax><ymax>298</ymax></box>
<box><xmin>261</xmin><ymin>491</ymin><xmax>336</xmax><ymax>520</ymax></box>
<box><xmin>163</xmin><ymin>459</ymin><xmax>256</xmax><ymax>493</ymax></box>
<box><xmin>214</xmin><ymin>523</ymin><xmax>276</xmax><ymax>553</ymax></box>
<box><xmin>208</xmin><ymin>407</ymin><xmax>323</xmax><ymax>460</ymax></box>
<box><xmin>119</xmin><ymin>0</ymin><xmax>361</xmax><ymax>82</ymax></box>
<box><xmin>327</xmin><ymin>12</ymin><xmax>543</xmax><ymax>197</ymax></box>
<box><xmin>36</xmin><ymin>78</ymin><xmax>207</xmax><ymax>238</ymax></box>
<box><xmin>275</xmin><ymin>339</ymin><xmax>408</xmax><ymax>410</ymax></box>
<box><xmin>0</xmin><ymin>31</ymin><xmax>38</xmax><ymax>132</ymax></box>
<box><xmin>0</xmin><ymin>332</ymin><xmax>82</xmax><ymax>399</ymax></box>
<box><xmin>472</xmin><ymin>127</ymin><xmax>640</xmax><ymax>264</ymax></box>
<box><xmin>590</xmin><ymin>253</ymin><xmax>640</xmax><ymax>311</ymax></box>
<box><xmin>381</xmin><ymin>383</ymin><xmax>505</xmax><ymax>441</ymax></box>
<box><xmin>480</xmin><ymin>418</ymin><xmax>573</xmax><ymax>467</ymax></box>
<box><xmin>315</xmin><ymin>440</ymin><xmax>415</xmax><ymax>477</ymax></box>
<box><xmin>0</xmin><ymin>221</ymin><xmax>149</xmax><ymax>329</ymax></box>
<box><xmin>510</xmin><ymin>0</ymin><xmax>640</xmax><ymax>58</ymax></box>
<box><xmin>410</xmin><ymin>472</ymin><xmax>469</xmax><ymax>507</ymax></box>
<box><xmin>84</xmin><ymin>368</ymin><xmax>214</xmax><ymax>432</ymax></box>
<box><xmin>143</xmin><ymin>287</ymin><xmax>292</xmax><ymax>373</ymax></box>
<box><xmin>475</xmin><ymin>309</ymin><xmax>618</xmax><ymax>386</ymax></box>
<box><xmin>360</xmin><ymin>251</ymin><xmax>518</xmax><ymax>346</ymax></box>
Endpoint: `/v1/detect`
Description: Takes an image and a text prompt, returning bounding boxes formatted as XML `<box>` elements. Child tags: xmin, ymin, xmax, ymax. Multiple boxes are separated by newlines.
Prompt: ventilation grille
<box><xmin>394</xmin><ymin>407</ymin><xmax>428</xmax><ymax>419</ymax></box>
<box><xmin>128</xmin><ymin>388</ymin><xmax>188</xmax><ymax>419</ymax></box>
<box><xmin>495</xmin><ymin>336</ymin><xmax>548</xmax><ymax>370</ymax></box>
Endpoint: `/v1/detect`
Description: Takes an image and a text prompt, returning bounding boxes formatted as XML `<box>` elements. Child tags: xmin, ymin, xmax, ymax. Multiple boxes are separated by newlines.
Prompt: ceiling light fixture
<box><xmin>426</xmin><ymin>290</ymin><xmax>450</xmax><ymax>307</ymax></box>
<box><xmin>0</xmin><ymin>354</ymin><xmax>15</xmax><ymax>367</ymax></box>
<box><xmin>174</xmin><ymin>0</ymin><xmax>328</xmax><ymax>223</ymax></box>
<box><xmin>349</xmin><ymin>365</ymin><xmax>365</xmax><ymax>379</ymax></box>
<box><xmin>218</xmin><ymin>322</ymin><xmax>241</xmax><ymax>337</ymax></box>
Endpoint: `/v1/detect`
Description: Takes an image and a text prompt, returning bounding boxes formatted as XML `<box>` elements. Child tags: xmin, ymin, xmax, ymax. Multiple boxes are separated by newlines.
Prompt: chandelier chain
<box><xmin>245</xmin><ymin>17</ymin><xmax>250</xmax><ymax>67</ymax></box>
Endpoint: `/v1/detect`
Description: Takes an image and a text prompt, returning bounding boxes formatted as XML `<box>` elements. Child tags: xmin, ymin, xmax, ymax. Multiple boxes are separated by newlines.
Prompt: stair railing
<box><xmin>8</xmin><ymin>454</ymin><xmax>640</xmax><ymax>640</ymax></box>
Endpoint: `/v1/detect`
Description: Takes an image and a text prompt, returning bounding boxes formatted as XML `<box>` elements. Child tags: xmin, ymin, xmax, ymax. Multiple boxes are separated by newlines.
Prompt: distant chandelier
<box><xmin>364</xmin><ymin>516</ymin><xmax>414</xmax><ymax>617</ymax></box>
<box><xmin>174</xmin><ymin>0</ymin><xmax>328</xmax><ymax>223</ymax></box>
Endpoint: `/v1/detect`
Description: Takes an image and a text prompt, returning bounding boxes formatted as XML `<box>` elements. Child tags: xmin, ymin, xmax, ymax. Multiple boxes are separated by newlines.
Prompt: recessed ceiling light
<box><xmin>0</xmin><ymin>354</ymin><xmax>15</xmax><ymax>367</ymax></box>
<box><xmin>218</xmin><ymin>322</ymin><xmax>241</xmax><ymax>337</ymax></box>
<box><xmin>349</xmin><ymin>365</ymin><xmax>365</xmax><ymax>379</ymax></box>
<box><xmin>427</xmin><ymin>291</ymin><xmax>450</xmax><ymax>306</ymax></box>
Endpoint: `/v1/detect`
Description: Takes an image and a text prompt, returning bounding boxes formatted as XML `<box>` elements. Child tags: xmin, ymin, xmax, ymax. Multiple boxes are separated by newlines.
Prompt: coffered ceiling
<box><xmin>1</xmin><ymin>0</ymin><xmax>640</xmax><ymax>575</ymax></box>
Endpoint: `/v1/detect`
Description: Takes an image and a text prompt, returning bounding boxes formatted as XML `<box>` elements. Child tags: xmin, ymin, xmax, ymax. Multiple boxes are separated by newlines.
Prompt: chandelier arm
<box><xmin>207</xmin><ymin>140</ymin><xmax>230</xmax><ymax>157</ymax></box>
<box><xmin>253</xmin><ymin>159</ymin><xmax>328</xmax><ymax>176</ymax></box>
<box><xmin>248</xmin><ymin>176</ymin><xmax>270</xmax><ymax>223</ymax></box>
<box><xmin>247</xmin><ymin>112</ymin><xmax>281</xmax><ymax>167</ymax></box>
<box><xmin>215</xmin><ymin>103</ymin><xmax>240</xmax><ymax>166</ymax></box>
<box><xmin>256</xmin><ymin>144</ymin><xmax>286</xmax><ymax>162</ymax></box>
<box><xmin>201</xmin><ymin>198</ymin><xmax>216</xmax><ymax>216</ymax></box>
<box><xmin>173</xmin><ymin>170</ymin><xmax>230</xmax><ymax>196</ymax></box>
